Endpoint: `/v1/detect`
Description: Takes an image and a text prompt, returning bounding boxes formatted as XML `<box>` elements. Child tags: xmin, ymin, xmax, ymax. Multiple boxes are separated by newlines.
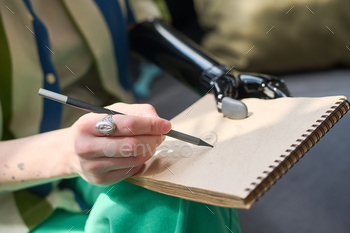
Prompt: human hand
<box><xmin>68</xmin><ymin>103</ymin><xmax>171</xmax><ymax>186</ymax></box>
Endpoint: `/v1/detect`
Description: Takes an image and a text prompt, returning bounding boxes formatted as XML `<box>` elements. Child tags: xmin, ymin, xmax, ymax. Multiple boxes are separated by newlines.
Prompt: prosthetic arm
<box><xmin>129</xmin><ymin>19</ymin><xmax>291</xmax><ymax>119</ymax></box>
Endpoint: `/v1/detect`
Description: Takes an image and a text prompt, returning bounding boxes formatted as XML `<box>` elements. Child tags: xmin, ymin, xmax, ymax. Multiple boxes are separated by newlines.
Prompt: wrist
<box><xmin>59</xmin><ymin>126</ymin><xmax>79</xmax><ymax>178</ymax></box>
<box><xmin>0</xmin><ymin>128</ymin><xmax>79</xmax><ymax>191</ymax></box>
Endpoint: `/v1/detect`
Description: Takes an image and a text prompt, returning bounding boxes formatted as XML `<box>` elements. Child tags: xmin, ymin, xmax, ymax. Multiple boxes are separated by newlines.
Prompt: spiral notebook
<box><xmin>127</xmin><ymin>94</ymin><xmax>349</xmax><ymax>209</ymax></box>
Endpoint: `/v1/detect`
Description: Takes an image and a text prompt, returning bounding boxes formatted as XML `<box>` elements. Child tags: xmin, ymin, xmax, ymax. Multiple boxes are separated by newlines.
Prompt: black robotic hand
<box><xmin>129</xmin><ymin>19</ymin><xmax>291</xmax><ymax>119</ymax></box>
<box><xmin>208</xmin><ymin>71</ymin><xmax>291</xmax><ymax>118</ymax></box>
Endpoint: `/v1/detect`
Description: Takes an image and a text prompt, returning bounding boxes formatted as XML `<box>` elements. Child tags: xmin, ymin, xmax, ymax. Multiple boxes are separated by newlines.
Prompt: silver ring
<box><xmin>95</xmin><ymin>115</ymin><xmax>115</xmax><ymax>136</ymax></box>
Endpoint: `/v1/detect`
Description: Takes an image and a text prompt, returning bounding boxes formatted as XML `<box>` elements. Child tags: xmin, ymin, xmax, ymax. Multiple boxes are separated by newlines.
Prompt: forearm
<box><xmin>0</xmin><ymin>128</ymin><xmax>77</xmax><ymax>192</ymax></box>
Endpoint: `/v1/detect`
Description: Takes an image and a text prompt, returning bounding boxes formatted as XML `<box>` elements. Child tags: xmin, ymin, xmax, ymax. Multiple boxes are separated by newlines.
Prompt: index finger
<box><xmin>93</xmin><ymin>114</ymin><xmax>172</xmax><ymax>137</ymax></box>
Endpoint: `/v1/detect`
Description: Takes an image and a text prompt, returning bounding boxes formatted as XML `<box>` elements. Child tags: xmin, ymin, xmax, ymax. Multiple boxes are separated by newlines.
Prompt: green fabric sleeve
<box><xmin>30</xmin><ymin>209</ymin><xmax>87</xmax><ymax>233</ymax></box>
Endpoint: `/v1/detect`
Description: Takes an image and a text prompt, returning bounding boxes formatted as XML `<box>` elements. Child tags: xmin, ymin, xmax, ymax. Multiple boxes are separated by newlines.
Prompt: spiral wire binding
<box><xmin>244</xmin><ymin>98</ymin><xmax>350</xmax><ymax>204</ymax></box>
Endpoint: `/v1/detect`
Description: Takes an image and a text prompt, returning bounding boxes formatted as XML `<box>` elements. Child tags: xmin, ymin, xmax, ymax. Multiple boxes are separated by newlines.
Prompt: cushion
<box><xmin>194</xmin><ymin>0</ymin><xmax>350</xmax><ymax>74</ymax></box>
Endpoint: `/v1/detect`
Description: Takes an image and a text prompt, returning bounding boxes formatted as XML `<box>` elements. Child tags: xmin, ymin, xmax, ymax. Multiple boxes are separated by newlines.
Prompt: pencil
<box><xmin>38</xmin><ymin>88</ymin><xmax>213</xmax><ymax>148</ymax></box>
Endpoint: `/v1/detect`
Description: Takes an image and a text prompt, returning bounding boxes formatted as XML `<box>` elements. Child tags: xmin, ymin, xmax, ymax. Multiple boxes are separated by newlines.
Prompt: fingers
<box><xmin>72</xmin><ymin>102</ymin><xmax>169</xmax><ymax>186</ymax></box>
<box><xmin>107</xmin><ymin>115</ymin><xmax>171</xmax><ymax>136</ymax></box>
<box><xmin>74</xmin><ymin>134</ymin><xmax>160</xmax><ymax>186</ymax></box>
<box><xmin>75</xmin><ymin>102</ymin><xmax>171</xmax><ymax>137</ymax></box>
<box><xmin>78</xmin><ymin>114</ymin><xmax>171</xmax><ymax>137</ymax></box>
<box><xmin>80</xmin><ymin>154</ymin><xmax>151</xmax><ymax>174</ymax></box>
<box><xmin>75</xmin><ymin>135</ymin><xmax>164</xmax><ymax>158</ymax></box>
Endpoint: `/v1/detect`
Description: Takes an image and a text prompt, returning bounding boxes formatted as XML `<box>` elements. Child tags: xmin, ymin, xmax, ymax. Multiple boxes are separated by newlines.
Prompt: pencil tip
<box><xmin>198</xmin><ymin>140</ymin><xmax>214</xmax><ymax>148</ymax></box>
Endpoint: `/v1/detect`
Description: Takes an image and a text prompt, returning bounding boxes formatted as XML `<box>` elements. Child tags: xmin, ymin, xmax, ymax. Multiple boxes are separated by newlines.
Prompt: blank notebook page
<box><xmin>134</xmin><ymin>95</ymin><xmax>345</xmax><ymax>199</ymax></box>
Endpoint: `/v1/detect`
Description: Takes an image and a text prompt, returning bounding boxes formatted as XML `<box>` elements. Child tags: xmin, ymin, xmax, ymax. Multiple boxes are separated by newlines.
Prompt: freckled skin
<box><xmin>17</xmin><ymin>163</ymin><xmax>25</xmax><ymax>171</ymax></box>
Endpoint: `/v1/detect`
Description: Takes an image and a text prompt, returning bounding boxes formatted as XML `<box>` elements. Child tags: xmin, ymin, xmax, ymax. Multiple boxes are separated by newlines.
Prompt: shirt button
<box><xmin>46</xmin><ymin>73</ymin><xmax>56</xmax><ymax>84</ymax></box>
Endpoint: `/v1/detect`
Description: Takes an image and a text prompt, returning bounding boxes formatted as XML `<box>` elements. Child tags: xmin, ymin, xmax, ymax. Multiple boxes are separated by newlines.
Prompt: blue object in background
<box><xmin>133</xmin><ymin>63</ymin><xmax>162</xmax><ymax>98</ymax></box>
